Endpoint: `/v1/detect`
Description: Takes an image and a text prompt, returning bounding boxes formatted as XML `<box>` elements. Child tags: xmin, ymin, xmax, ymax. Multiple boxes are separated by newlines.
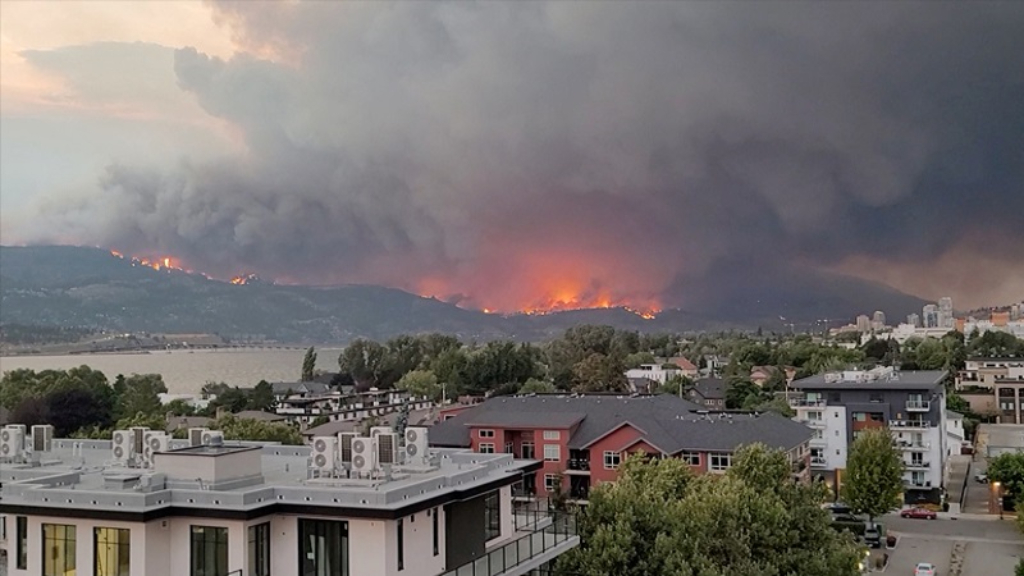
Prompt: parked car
<box><xmin>914</xmin><ymin>562</ymin><xmax>936</xmax><ymax>576</ymax></box>
<box><xmin>901</xmin><ymin>507</ymin><xmax>938</xmax><ymax>520</ymax></box>
<box><xmin>975</xmin><ymin>473</ymin><xmax>988</xmax><ymax>483</ymax></box>
<box><xmin>863</xmin><ymin>525</ymin><xmax>882</xmax><ymax>549</ymax></box>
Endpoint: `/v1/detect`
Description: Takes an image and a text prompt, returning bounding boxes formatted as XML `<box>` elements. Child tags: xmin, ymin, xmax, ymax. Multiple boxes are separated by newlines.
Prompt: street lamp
<box><xmin>993</xmin><ymin>481</ymin><xmax>1003</xmax><ymax>519</ymax></box>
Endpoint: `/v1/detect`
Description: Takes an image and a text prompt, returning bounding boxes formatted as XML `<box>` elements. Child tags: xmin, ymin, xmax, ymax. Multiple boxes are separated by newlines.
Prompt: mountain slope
<box><xmin>1</xmin><ymin>245</ymin><xmax>928</xmax><ymax>341</ymax></box>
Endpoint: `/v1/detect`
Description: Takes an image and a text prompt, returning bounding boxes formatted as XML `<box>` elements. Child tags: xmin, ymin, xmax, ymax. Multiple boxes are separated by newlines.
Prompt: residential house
<box><xmin>750</xmin><ymin>366</ymin><xmax>779</xmax><ymax>387</ymax></box>
<box><xmin>275</xmin><ymin>388</ymin><xmax>432</xmax><ymax>426</ymax></box>
<box><xmin>686</xmin><ymin>378</ymin><xmax>727</xmax><ymax>410</ymax></box>
<box><xmin>945</xmin><ymin>410</ymin><xmax>966</xmax><ymax>456</ymax></box>
<box><xmin>429</xmin><ymin>393</ymin><xmax>812</xmax><ymax>501</ymax></box>
<box><xmin>665</xmin><ymin>357</ymin><xmax>700</xmax><ymax>379</ymax></box>
<box><xmin>789</xmin><ymin>367</ymin><xmax>948</xmax><ymax>504</ymax></box>
<box><xmin>957</xmin><ymin>357</ymin><xmax>1024</xmax><ymax>390</ymax></box>
<box><xmin>624</xmin><ymin>364</ymin><xmax>687</xmax><ymax>386</ymax></box>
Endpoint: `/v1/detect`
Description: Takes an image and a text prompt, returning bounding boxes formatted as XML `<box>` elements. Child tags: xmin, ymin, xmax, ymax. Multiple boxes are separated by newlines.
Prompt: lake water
<box><xmin>0</xmin><ymin>348</ymin><xmax>343</xmax><ymax>395</ymax></box>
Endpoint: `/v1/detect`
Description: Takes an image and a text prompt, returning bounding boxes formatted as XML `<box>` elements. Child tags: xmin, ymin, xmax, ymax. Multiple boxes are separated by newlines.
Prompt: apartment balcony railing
<box><xmin>904</xmin><ymin>478</ymin><xmax>933</xmax><ymax>489</ymax></box>
<box><xmin>810</xmin><ymin>456</ymin><xmax>828</xmax><ymax>467</ymax></box>
<box><xmin>809</xmin><ymin>437</ymin><xmax>828</xmax><ymax>447</ymax></box>
<box><xmin>905</xmin><ymin>461</ymin><xmax>931</xmax><ymax>469</ymax></box>
<box><xmin>789</xmin><ymin>398</ymin><xmax>827</xmax><ymax>407</ymax></box>
<box><xmin>896</xmin><ymin>441</ymin><xmax>931</xmax><ymax>451</ymax></box>
<box><xmin>905</xmin><ymin>400</ymin><xmax>931</xmax><ymax>412</ymax></box>
<box><xmin>889</xmin><ymin>420</ymin><xmax>932</xmax><ymax>429</ymax></box>
<box><xmin>439</xmin><ymin>512</ymin><xmax>579</xmax><ymax>576</ymax></box>
<box><xmin>567</xmin><ymin>458</ymin><xmax>591</xmax><ymax>472</ymax></box>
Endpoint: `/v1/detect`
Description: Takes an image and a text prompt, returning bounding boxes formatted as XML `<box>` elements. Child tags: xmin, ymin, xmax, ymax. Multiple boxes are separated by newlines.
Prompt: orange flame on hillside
<box><xmin>230</xmin><ymin>274</ymin><xmax>260</xmax><ymax>285</ymax></box>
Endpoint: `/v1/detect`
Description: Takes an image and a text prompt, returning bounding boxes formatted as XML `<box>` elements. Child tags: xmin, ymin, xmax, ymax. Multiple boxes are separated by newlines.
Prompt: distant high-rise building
<box><xmin>923</xmin><ymin>304</ymin><xmax>939</xmax><ymax>328</ymax></box>
<box><xmin>856</xmin><ymin>314</ymin><xmax>871</xmax><ymax>333</ymax></box>
<box><xmin>907</xmin><ymin>313</ymin><xmax>921</xmax><ymax>327</ymax></box>
<box><xmin>873</xmin><ymin>310</ymin><xmax>886</xmax><ymax>326</ymax></box>
<box><xmin>1011</xmin><ymin>303</ymin><xmax>1022</xmax><ymax>322</ymax></box>
<box><xmin>938</xmin><ymin>297</ymin><xmax>954</xmax><ymax>329</ymax></box>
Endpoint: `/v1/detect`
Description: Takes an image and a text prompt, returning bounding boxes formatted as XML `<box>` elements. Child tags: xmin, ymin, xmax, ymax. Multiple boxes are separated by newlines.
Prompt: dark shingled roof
<box><xmin>690</xmin><ymin>377</ymin><xmax>727</xmax><ymax>401</ymax></box>
<box><xmin>429</xmin><ymin>393</ymin><xmax>811</xmax><ymax>454</ymax></box>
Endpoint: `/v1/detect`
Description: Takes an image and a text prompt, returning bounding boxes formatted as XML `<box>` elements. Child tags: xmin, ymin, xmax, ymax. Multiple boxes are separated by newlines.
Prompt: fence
<box><xmin>440</xmin><ymin>512</ymin><xmax>578</xmax><ymax>576</ymax></box>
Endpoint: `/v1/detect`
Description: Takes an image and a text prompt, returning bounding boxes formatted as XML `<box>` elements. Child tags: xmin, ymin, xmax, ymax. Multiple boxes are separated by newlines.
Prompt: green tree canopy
<box><xmin>301</xmin><ymin>346</ymin><xmax>317</xmax><ymax>381</ymax></box>
<box><xmin>518</xmin><ymin>378</ymin><xmax>556</xmax><ymax>394</ymax></box>
<box><xmin>557</xmin><ymin>445</ymin><xmax>862</xmax><ymax>576</ymax></box>
<box><xmin>987</xmin><ymin>452</ymin><xmax>1024</xmax><ymax>499</ymax></box>
<box><xmin>248</xmin><ymin>380</ymin><xmax>276</xmax><ymax>411</ymax></box>
<box><xmin>211</xmin><ymin>414</ymin><xmax>303</xmax><ymax>445</ymax></box>
<box><xmin>115</xmin><ymin>373</ymin><xmax>168</xmax><ymax>419</ymax></box>
<box><xmin>842</xmin><ymin>427</ymin><xmax>905</xmax><ymax>521</ymax></box>
<box><xmin>396</xmin><ymin>369</ymin><xmax>442</xmax><ymax>400</ymax></box>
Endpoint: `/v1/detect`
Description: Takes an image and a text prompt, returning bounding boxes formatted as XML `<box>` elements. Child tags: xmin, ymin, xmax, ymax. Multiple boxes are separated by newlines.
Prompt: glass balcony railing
<box><xmin>905</xmin><ymin>400</ymin><xmax>931</xmax><ymax>412</ymax></box>
<box><xmin>439</xmin><ymin>512</ymin><xmax>579</xmax><ymax>576</ymax></box>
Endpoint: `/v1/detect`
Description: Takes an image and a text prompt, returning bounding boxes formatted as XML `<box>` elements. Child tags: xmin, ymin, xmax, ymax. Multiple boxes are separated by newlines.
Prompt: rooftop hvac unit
<box><xmin>338</xmin><ymin>432</ymin><xmax>358</xmax><ymax>464</ymax></box>
<box><xmin>201</xmin><ymin>430</ymin><xmax>224</xmax><ymax>445</ymax></box>
<box><xmin>311</xmin><ymin>436</ymin><xmax>337</xmax><ymax>472</ymax></box>
<box><xmin>350</xmin><ymin>436</ymin><xmax>377</xmax><ymax>474</ymax></box>
<box><xmin>31</xmin><ymin>424</ymin><xmax>54</xmax><ymax>452</ymax></box>
<box><xmin>112</xmin><ymin>430</ymin><xmax>133</xmax><ymax>464</ymax></box>
<box><xmin>130</xmin><ymin>427</ymin><xmax>149</xmax><ymax>454</ymax></box>
<box><xmin>189</xmin><ymin>428</ymin><xmax>209</xmax><ymax>446</ymax></box>
<box><xmin>404</xmin><ymin>427</ymin><xmax>429</xmax><ymax>464</ymax></box>
<box><xmin>1</xmin><ymin>426</ymin><xmax>26</xmax><ymax>460</ymax></box>
<box><xmin>143</xmin><ymin>431</ymin><xmax>171</xmax><ymax>463</ymax></box>
<box><xmin>377</xmin><ymin>433</ymin><xmax>399</xmax><ymax>465</ymax></box>
<box><xmin>370</xmin><ymin>426</ymin><xmax>393</xmax><ymax>438</ymax></box>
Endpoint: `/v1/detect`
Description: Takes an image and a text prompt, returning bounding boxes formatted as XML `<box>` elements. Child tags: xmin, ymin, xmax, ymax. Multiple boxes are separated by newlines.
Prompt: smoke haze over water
<box><xmin>5</xmin><ymin>2</ymin><xmax>1024</xmax><ymax>310</ymax></box>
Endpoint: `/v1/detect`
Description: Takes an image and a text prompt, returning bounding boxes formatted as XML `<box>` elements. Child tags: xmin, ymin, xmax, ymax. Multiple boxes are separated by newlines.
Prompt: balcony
<box><xmin>897</xmin><ymin>441</ymin><xmax>931</xmax><ymax>451</ymax></box>
<box><xmin>809</xmin><ymin>437</ymin><xmax>828</xmax><ymax>447</ymax></box>
<box><xmin>906</xmin><ymin>461</ymin><xmax>931</xmax><ymax>469</ymax></box>
<box><xmin>789</xmin><ymin>398</ymin><xmax>826</xmax><ymax>408</ymax></box>
<box><xmin>904</xmin><ymin>478</ymin><xmax>933</xmax><ymax>489</ymax></box>
<box><xmin>905</xmin><ymin>400</ymin><xmax>931</xmax><ymax>412</ymax></box>
<box><xmin>439</xmin><ymin>511</ymin><xmax>579</xmax><ymax>576</ymax></box>
<box><xmin>567</xmin><ymin>458</ymin><xmax>591</xmax><ymax>473</ymax></box>
<box><xmin>810</xmin><ymin>456</ymin><xmax>828</xmax><ymax>467</ymax></box>
<box><xmin>889</xmin><ymin>420</ymin><xmax>932</xmax><ymax>429</ymax></box>
<box><xmin>798</xmin><ymin>419</ymin><xmax>826</xmax><ymax>429</ymax></box>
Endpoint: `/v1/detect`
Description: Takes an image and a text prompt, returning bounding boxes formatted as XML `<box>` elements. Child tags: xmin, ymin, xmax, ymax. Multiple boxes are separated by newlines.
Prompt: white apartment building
<box><xmin>789</xmin><ymin>368</ymin><xmax>948</xmax><ymax>504</ymax></box>
<box><xmin>0</xmin><ymin>424</ymin><xmax>577</xmax><ymax>576</ymax></box>
<box><xmin>957</xmin><ymin>357</ymin><xmax>1024</xmax><ymax>389</ymax></box>
<box><xmin>624</xmin><ymin>363</ymin><xmax>687</xmax><ymax>385</ymax></box>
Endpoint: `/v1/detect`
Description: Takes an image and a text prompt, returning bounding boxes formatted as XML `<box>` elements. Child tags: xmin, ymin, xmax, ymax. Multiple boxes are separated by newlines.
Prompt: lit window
<box><xmin>543</xmin><ymin>444</ymin><xmax>560</xmax><ymax>461</ymax></box>
<box><xmin>603</xmin><ymin>451</ymin><xmax>621</xmax><ymax>470</ymax></box>
<box><xmin>479</xmin><ymin>443</ymin><xmax>495</xmax><ymax>453</ymax></box>
<box><xmin>95</xmin><ymin>527</ymin><xmax>131</xmax><ymax>576</ymax></box>
<box><xmin>43</xmin><ymin>524</ymin><xmax>76</xmax><ymax>576</ymax></box>
<box><xmin>709</xmin><ymin>453</ymin><xmax>732</xmax><ymax>472</ymax></box>
<box><xmin>543</xmin><ymin>430</ymin><xmax>560</xmax><ymax>440</ymax></box>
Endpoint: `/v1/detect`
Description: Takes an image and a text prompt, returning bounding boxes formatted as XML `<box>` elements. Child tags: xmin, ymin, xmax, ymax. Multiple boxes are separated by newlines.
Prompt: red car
<box><xmin>900</xmin><ymin>507</ymin><xmax>937</xmax><ymax>520</ymax></box>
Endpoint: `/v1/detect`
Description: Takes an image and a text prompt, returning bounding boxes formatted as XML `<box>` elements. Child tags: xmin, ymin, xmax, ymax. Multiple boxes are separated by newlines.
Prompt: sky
<box><xmin>1</xmin><ymin>1</ymin><xmax>1022</xmax><ymax>313</ymax></box>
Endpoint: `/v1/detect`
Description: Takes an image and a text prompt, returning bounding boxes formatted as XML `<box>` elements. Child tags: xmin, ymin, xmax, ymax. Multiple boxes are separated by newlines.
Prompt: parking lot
<box><xmin>876</xmin><ymin>516</ymin><xmax>1023</xmax><ymax>575</ymax></box>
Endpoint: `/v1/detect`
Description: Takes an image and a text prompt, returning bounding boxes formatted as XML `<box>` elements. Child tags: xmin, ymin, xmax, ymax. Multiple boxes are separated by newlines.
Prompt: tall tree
<box><xmin>557</xmin><ymin>445</ymin><xmax>861</xmax><ymax>576</ymax></box>
<box><xmin>115</xmin><ymin>374</ymin><xmax>168</xmax><ymax>419</ymax></box>
<box><xmin>842</xmin><ymin>427</ymin><xmax>905</xmax><ymax>523</ymax></box>
<box><xmin>395</xmin><ymin>369</ymin><xmax>442</xmax><ymax>400</ymax></box>
<box><xmin>301</xmin><ymin>346</ymin><xmax>317</xmax><ymax>381</ymax></box>
<box><xmin>248</xmin><ymin>380</ymin><xmax>276</xmax><ymax>411</ymax></box>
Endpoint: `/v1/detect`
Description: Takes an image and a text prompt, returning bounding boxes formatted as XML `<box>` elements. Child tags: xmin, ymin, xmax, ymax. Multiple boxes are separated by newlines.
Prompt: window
<box><xmin>603</xmin><ymin>451</ymin><xmax>621</xmax><ymax>470</ymax></box>
<box><xmin>16</xmin><ymin>516</ymin><xmax>27</xmax><ymax>570</ymax></box>
<box><xmin>248</xmin><ymin>523</ymin><xmax>270</xmax><ymax>576</ymax></box>
<box><xmin>299</xmin><ymin>519</ymin><xmax>349</xmax><ymax>576</ymax></box>
<box><xmin>43</xmin><ymin>524</ymin><xmax>76</xmax><ymax>576</ymax></box>
<box><xmin>505</xmin><ymin>442</ymin><xmax>514</xmax><ymax>453</ymax></box>
<box><xmin>543</xmin><ymin>444</ymin><xmax>560</xmax><ymax>461</ymax></box>
<box><xmin>544</xmin><ymin>474</ymin><xmax>560</xmax><ymax>492</ymax></box>
<box><xmin>478</xmin><ymin>429</ymin><xmax>495</xmax><ymax>438</ymax></box>
<box><xmin>709</xmin><ymin>453</ymin><xmax>732</xmax><ymax>472</ymax></box>
<box><xmin>479</xmin><ymin>443</ymin><xmax>495</xmax><ymax>453</ymax></box>
<box><xmin>853</xmin><ymin>412</ymin><xmax>866</xmax><ymax>422</ymax></box>
<box><xmin>484</xmin><ymin>490</ymin><xmax>501</xmax><ymax>541</ymax></box>
<box><xmin>190</xmin><ymin>525</ymin><xmax>228</xmax><ymax>576</ymax></box>
<box><xmin>678</xmin><ymin>451</ymin><xmax>700</xmax><ymax>466</ymax></box>
<box><xmin>397</xmin><ymin>519</ymin><xmax>404</xmax><ymax>571</ymax></box>
<box><xmin>806</xmin><ymin>411</ymin><xmax>823</xmax><ymax>421</ymax></box>
<box><xmin>521</xmin><ymin>442</ymin><xmax>535</xmax><ymax>459</ymax></box>
<box><xmin>432</xmin><ymin>508</ymin><xmax>439</xmax><ymax>556</ymax></box>
<box><xmin>95</xmin><ymin>527</ymin><xmax>130</xmax><ymax>576</ymax></box>
<box><xmin>543</xmin><ymin>430</ymin><xmax>560</xmax><ymax>440</ymax></box>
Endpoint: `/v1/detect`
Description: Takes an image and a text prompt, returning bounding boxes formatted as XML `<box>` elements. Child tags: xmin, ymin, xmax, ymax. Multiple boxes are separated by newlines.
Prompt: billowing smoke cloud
<box><xmin>20</xmin><ymin>2</ymin><xmax>1024</xmax><ymax>310</ymax></box>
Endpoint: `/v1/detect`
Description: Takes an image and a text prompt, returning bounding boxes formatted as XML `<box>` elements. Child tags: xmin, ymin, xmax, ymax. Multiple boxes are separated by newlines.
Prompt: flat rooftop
<box><xmin>792</xmin><ymin>370</ymin><xmax>945</xmax><ymax>390</ymax></box>
<box><xmin>0</xmin><ymin>437</ymin><xmax>534</xmax><ymax>521</ymax></box>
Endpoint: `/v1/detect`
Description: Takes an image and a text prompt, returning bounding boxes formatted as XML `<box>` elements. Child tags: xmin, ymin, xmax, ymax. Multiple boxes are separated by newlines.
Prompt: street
<box><xmin>878</xmin><ymin>515</ymin><xmax>1023</xmax><ymax>576</ymax></box>
<box><xmin>962</xmin><ymin>458</ymin><xmax>992</xmax><ymax>515</ymax></box>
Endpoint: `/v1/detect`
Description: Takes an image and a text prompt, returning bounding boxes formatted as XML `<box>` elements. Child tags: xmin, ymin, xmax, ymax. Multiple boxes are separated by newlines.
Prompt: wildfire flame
<box><xmin>108</xmin><ymin>248</ymin><xmax>659</xmax><ymax>317</ymax></box>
